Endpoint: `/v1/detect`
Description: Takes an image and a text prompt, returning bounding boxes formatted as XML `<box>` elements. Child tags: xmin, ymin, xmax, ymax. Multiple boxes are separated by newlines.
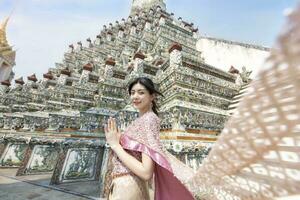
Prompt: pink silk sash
<box><xmin>120</xmin><ymin>111</ymin><xmax>195</xmax><ymax>200</ymax></box>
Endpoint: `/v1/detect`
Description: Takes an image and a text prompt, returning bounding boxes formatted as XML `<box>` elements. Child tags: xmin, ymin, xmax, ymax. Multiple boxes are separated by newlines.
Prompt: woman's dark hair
<box><xmin>128</xmin><ymin>77</ymin><xmax>163</xmax><ymax>115</ymax></box>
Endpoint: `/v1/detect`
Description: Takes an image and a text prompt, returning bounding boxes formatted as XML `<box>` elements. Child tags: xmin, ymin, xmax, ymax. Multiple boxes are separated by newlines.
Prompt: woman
<box><xmin>104</xmin><ymin>77</ymin><xmax>195</xmax><ymax>200</ymax></box>
<box><xmin>103</xmin><ymin>6</ymin><xmax>300</xmax><ymax>199</ymax></box>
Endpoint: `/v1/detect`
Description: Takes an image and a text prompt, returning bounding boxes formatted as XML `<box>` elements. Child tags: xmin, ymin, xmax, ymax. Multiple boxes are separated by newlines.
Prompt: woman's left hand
<box><xmin>104</xmin><ymin>117</ymin><xmax>121</xmax><ymax>149</ymax></box>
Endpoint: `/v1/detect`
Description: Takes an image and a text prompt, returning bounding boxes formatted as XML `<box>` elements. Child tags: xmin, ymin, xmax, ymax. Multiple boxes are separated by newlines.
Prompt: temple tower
<box><xmin>131</xmin><ymin>0</ymin><xmax>166</xmax><ymax>15</ymax></box>
<box><xmin>0</xmin><ymin>17</ymin><xmax>16</xmax><ymax>82</ymax></box>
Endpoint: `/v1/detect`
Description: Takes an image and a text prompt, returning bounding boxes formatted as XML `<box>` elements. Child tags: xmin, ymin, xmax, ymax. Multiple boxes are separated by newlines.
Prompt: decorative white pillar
<box><xmin>170</xmin><ymin>12</ymin><xmax>174</xmax><ymax>20</ymax></box>
<box><xmin>104</xmin><ymin>58</ymin><xmax>115</xmax><ymax>78</ymax></box>
<box><xmin>134</xmin><ymin>14</ymin><xmax>139</xmax><ymax>21</ymax></box>
<box><xmin>68</xmin><ymin>44</ymin><xmax>74</xmax><ymax>53</ymax></box>
<box><xmin>118</xmin><ymin>27</ymin><xmax>125</xmax><ymax>38</ymax></box>
<box><xmin>156</xmin><ymin>5</ymin><xmax>162</xmax><ymax>12</ymax></box>
<box><xmin>120</xmin><ymin>18</ymin><xmax>126</xmax><ymax>26</ymax></box>
<box><xmin>149</xmin><ymin>8</ymin><xmax>154</xmax><ymax>15</ymax></box>
<box><xmin>141</xmin><ymin>11</ymin><xmax>146</xmax><ymax>18</ymax></box>
<box><xmin>106</xmin><ymin>32</ymin><xmax>112</xmax><ymax>42</ymax></box>
<box><xmin>127</xmin><ymin>16</ymin><xmax>133</xmax><ymax>24</ymax></box>
<box><xmin>108</xmin><ymin>23</ymin><xmax>113</xmax><ymax>30</ymax></box>
<box><xmin>58</xmin><ymin>69</ymin><xmax>71</xmax><ymax>86</ymax></box>
<box><xmin>192</xmin><ymin>28</ymin><xmax>199</xmax><ymax>39</ymax></box>
<box><xmin>95</xmin><ymin>35</ymin><xmax>102</xmax><ymax>45</ymax></box>
<box><xmin>130</xmin><ymin>23</ymin><xmax>137</xmax><ymax>35</ymax></box>
<box><xmin>159</xmin><ymin>14</ymin><xmax>166</xmax><ymax>25</ymax></box>
<box><xmin>40</xmin><ymin>72</ymin><xmax>54</xmax><ymax>88</ymax></box>
<box><xmin>133</xmin><ymin>52</ymin><xmax>145</xmax><ymax>75</ymax></box>
<box><xmin>229</xmin><ymin>66</ymin><xmax>243</xmax><ymax>86</ymax></box>
<box><xmin>169</xmin><ymin>43</ymin><xmax>182</xmax><ymax>69</ymax></box>
<box><xmin>76</xmin><ymin>41</ymin><xmax>82</xmax><ymax>51</ymax></box>
<box><xmin>177</xmin><ymin>17</ymin><xmax>183</xmax><ymax>27</ymax></box>
<box><xmin>145</xmin><ymin>20</ymin><xmax>152</xmax><ymax>31</ymax></box>
<box><xmin>86</xmin><ymin>38</ymin><xmax>93</xmax><ymax>48</ymax></box>
<box><xmin>155</xmin><ymin>59</ymin><xmax>164</xmax><ymax>79</ymax></box>
<box><xmin>79</xmin><ymin>63</ymin><xmax>93</xmax><ymax>84</ymax></box>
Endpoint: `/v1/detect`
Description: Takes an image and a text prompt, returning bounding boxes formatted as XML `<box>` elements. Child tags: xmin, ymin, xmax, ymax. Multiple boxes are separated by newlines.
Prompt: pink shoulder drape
<box><xmin>120</xmin><ymin>111</ymin><xmax>196</xmax><ymax>200</ymax></box>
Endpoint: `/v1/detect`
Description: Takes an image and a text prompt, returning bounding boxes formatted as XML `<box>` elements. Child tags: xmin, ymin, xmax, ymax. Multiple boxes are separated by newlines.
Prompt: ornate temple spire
<box><xmin>130</xmin><ymin>0</ymin><xmax>166</xmax><ymax>15</ymax></box>
<box><xmin>0</xmin><ymin>17</ymin><xmax>10</xmax><ymax>48</ymax></box>
<box><xmin>0</xmin><ymin>15</ymin><xmax>15</xmax><ymax>82</ymax></box>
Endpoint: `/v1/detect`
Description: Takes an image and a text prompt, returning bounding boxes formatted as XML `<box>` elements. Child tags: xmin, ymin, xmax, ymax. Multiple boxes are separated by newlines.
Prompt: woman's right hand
<box><xmin>104</xmin><ymin>117</ymin><xmax>121</xmax><ymax>149</ymax></box>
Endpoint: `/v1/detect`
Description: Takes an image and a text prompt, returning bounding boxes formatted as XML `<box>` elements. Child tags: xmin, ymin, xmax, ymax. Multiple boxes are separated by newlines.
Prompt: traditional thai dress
<box><xmin>108</xmin><ymin>147</ymin><xmax>150</xmax><ymax>200</ymax></box>
<box><xmin>107</xmin><ymin>110</ymin><xmax>196</xmax><ymax>200</ymax></box>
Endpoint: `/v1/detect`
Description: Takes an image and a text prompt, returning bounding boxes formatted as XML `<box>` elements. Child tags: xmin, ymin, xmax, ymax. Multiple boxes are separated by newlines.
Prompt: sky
<box><xmin>0</xmin><ymin>0</ymin><xmax>299</xmax><ymax>80</ymax></box>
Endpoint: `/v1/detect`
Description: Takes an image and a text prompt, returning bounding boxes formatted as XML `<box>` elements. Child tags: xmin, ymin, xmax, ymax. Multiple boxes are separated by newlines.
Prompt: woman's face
<box><xmin>130</xmin><ymin>83</ymin><xmax>154</xmax><ymax>113</ymax></box>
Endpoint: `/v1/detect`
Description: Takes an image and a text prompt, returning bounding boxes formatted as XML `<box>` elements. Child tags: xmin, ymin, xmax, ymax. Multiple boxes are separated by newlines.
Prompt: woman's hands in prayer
<box><xmin>104</xmin><ymin>117</ymin><xmax>121</xmax><ymax>150</ymax></box>
<box><xmin>104</xmin><ymin>117</ymin><xmax>155</xmax><ymax>181</ymax></box>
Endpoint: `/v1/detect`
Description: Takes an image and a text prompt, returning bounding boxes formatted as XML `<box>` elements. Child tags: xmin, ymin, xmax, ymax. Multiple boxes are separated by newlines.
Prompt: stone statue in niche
<box><xmin>240</xmin><ymin>66</ymin><xmax>252</xmax><ymax>83</ymax></box>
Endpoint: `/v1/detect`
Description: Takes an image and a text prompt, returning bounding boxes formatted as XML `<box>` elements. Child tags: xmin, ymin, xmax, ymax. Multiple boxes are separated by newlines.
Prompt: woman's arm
<box><xmin>112</xmin><ymin>145</ymin><xmax>154</xmax><ymax>181</ymax></box>
<box><xmin>105</xmin><ymin>117</ymin><xmax>154</xmax><ymax>181</ymax></box>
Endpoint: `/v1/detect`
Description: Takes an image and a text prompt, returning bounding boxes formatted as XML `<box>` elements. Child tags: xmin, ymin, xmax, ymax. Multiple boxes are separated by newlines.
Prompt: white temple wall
<box><xmin>196</xmin><ymin>38</ymin><xmax>270</xmax><ymax>78</ymax></box>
